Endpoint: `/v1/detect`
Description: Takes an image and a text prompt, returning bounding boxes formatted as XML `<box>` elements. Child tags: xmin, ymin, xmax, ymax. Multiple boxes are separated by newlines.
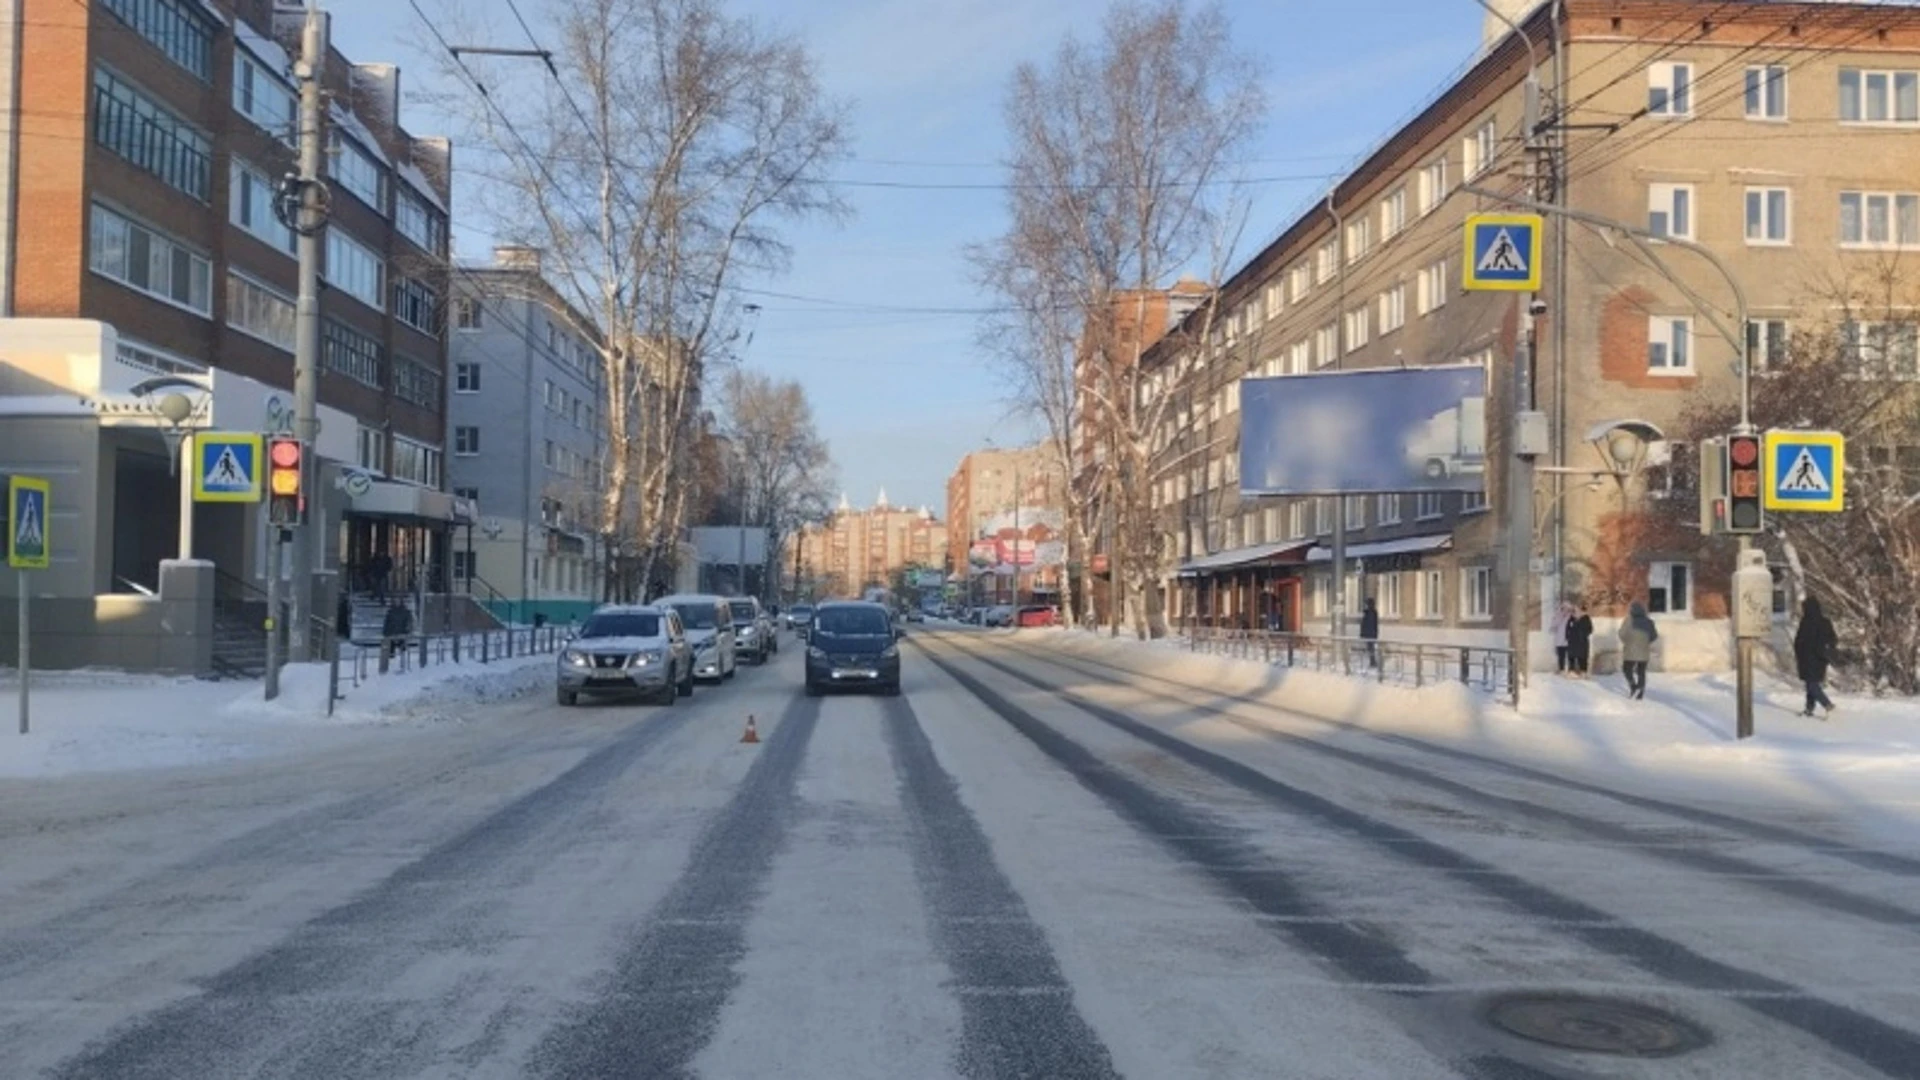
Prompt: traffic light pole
<box><xmin>288</xmin><ymin>3</ymin><xmax>328</xmax><ymax>663</ymax></box>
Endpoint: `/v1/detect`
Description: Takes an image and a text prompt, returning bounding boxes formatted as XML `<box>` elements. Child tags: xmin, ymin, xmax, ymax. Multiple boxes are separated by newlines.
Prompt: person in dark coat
<box><xmin>335</xmin><ymin>591</ymin><xmax>353</xmax><ymax>640</ymax></box>
<box><xmin>1565</xmin><ymin>604</ymin><xmax>1594</xmax><ymax>678</ymax></box>
<box><xmin>1359</xmin><ymin>598</ymin><xmax>1380</xmax><ymax>668</ymax></box>
<box><xmin>1794</xmin><ymin>597</ymin><xmax>1839</xmax><ymax>718</ymax></box>
<box><xmin>367</xmin><ymin>550</ymin><xmax>394</xmax><ymax>602</ymax></box>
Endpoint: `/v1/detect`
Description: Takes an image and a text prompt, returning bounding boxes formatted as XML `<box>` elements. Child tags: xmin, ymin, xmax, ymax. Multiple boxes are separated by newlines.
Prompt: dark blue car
<box><xmin>804</xmin><ymin>601</ymin><xmax>902</xmax><ymax>696</ymax></box>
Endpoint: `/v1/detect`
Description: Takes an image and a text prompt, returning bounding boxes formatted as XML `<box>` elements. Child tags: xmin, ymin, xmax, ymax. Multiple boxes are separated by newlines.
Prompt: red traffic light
<box><xmin>1729</xmin><ymin>435</ymin><xmax>1759</xmax><ymax>467</ymax></box>
<box><xmin>269</xmin><ymin>439</ymin><xmax>302</xmax><ymax>468</ymax></box>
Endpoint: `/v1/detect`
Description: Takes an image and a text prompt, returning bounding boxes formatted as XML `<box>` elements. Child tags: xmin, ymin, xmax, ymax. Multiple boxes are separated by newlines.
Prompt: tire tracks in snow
<box><xmin>878</xmin><ymin>693</ymin><xmax>1121</xmax><ymax>1079</ymax></box>
<box><xmin>928</xmin><ymin>635</ymin><xmax>1920</xmax><ymax>1080</ymax></box>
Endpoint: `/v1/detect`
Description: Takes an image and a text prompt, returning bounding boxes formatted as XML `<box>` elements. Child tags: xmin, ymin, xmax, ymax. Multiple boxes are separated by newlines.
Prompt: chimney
<box><xmin>494</xmin><ymin>245</ymin><xmax>544</xmax><ymax>272</ymax></box>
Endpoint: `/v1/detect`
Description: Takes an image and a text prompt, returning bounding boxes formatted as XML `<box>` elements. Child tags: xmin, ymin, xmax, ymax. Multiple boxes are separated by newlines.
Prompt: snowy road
<box><xmin>3</xmin><ymin>627</ymin><xmax>1919</xmax><ymax>1078</ymax></box>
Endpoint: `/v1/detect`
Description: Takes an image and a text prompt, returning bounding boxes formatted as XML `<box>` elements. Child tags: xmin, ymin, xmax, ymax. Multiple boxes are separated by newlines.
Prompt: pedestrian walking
<box><xmin>1565</xmin><ymin>604</ymin><xmax>1594</xmax><ymax>677</ymax></box>
<box><xmin>335</xmin><ymin>590</ymin><xmax>353</xmax><ymax>641</ymax></box>
<box><xmin>379</xmin><ymin>598</ymin><xmax>412</xmax><ymax>673</ymax></box>
<box><xmin>1551</xmin><ymin>601</ymin><xmax>1574</xmax><ymax>673</ymax></box>
<box><xmin>1618</xmin><ymin>601</ymin><xmax>1658</xmax><ymax>700</ymax></box>
<box><xmin>367</xmin><ymin>549</ymin><xmax>394</xmax><ymax>603</ymax></box>
<box><xmin>1359</xmin><ymin>598</ymin><xmax>1380</xmax><ymax>668</ymax></box>
<box><xmin>1793</xmin><ymin>596</ymin><xmax>1839</xmax><ymax>719</ymax></box>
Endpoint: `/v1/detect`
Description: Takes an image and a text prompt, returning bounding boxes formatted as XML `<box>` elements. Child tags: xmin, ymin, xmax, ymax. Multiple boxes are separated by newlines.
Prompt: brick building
<box><xmin>794</xmin><ymin>492</ymin><xmax>946</xmax><ymax>601</ymax></box>
<box><xmin>1148</xmin><ymin>0</ymin><xmax>1920</xmax><ymax>670</ymax></box>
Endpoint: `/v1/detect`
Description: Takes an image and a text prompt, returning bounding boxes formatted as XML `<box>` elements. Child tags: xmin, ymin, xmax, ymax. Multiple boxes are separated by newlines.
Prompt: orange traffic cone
<box><xmin>740</xmin><ymin>715</ymin><xmax>760</xmax><ymax>744</ymax></box>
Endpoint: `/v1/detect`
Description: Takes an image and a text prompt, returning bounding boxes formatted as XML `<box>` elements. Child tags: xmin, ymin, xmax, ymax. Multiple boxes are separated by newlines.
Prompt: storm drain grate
<box><xmin>1484</xmin><ymin>993</ymin><xmax>1711</xmax><ymax>1058</ymax></box>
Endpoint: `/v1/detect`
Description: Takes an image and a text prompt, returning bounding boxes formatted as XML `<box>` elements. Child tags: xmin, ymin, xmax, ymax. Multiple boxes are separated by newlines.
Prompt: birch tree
<box><xmin>974</xmin><ymin>0</ymin><xmax>1263</xmax><ymax>637</ymax></box>
<box><xmin>718</xmin><ymin>369</ymin><xmax>836</xmax><ymax>599</ymax></box>
<box><xmin>425</xmin><ymin>0</ymin><xmax>848</xmax><ymax>600</ymax></box>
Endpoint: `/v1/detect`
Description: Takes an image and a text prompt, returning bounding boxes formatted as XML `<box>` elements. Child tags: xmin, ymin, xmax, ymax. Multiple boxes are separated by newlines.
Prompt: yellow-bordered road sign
<box><xmin>193</xmin><ymin>433</ymin><xmax>264</xmax><ymax>503</ymax></box>
<box><xmin>1463</xmin><ymin>213</ymin><xmax>1544</xmax><ymax>291</ymax></box>
<box><xmin>1763</xmin><ymin>429</ymin><xmax>1845</xmax><ymax>512</ymax></box>
<box><xmin>8</xmin><ymin>476</ymin><xmax>49</xmax><ymax>570</ymax></box>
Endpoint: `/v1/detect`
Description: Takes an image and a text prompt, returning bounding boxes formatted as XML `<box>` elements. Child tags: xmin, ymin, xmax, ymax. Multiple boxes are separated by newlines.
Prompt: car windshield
<box><xmin>793</xmin><ymin>606</ymin><xmax>813</xmax><ymax>617</ymax></box>
<box><xmin>669</xmin><ymin>603</ymin><xmax>720</xmax><ymax>630</ymax></box>
<box><xmin>813</xmin><ymin>607</ymin><xmax>891</xmax><ymax>636</ymax></box>
<box><xmin>730</xmin><ymin>601</ymin><xmax>757</xmax><ymax>624</ymax></box>
<box><xmin>578</xmin><ymin>613</ymin><xmax>661</xmax><ymax>639</ymax></box>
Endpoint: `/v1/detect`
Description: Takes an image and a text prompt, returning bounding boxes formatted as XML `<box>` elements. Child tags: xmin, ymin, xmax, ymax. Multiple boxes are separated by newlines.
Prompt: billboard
<box><xmin>1238</xmin><ymin>365</ymin><xmax>1488</xmax><ymax>495</ymax></box>
<box><xmin>690</xmin><ymin>526</ymin><xmax>770</xmax><ymax>565</ymax></box>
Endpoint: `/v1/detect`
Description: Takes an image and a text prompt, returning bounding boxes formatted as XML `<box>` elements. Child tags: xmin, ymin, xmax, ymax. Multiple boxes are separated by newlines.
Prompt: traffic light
<box><xmin>267</xmin><ymin>437</ymin><xmax>303</xmax><ymax>526</ymax></box>
<box><xmin>1725</xmin><ymin>432</ymin><xmax>1764</xmax><ymax>534</ymax></box>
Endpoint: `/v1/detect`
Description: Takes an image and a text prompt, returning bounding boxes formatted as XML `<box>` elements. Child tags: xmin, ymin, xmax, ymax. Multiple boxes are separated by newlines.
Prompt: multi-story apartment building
<box><xmin>0</xmin><ymin>0</ymin><xmax>455</xmax><ymax>668</ymax></box>
<box><xmin>447</xmin><ymin>247</ymin><xmax>605</xmax><ymax>624</ymax></box>
<box><xmin>945</xmin><ymin>444</ymin><xmax>1066</xmax><ymax>574</ymax></box>
<box><xmin>1148</xmin><ymin>0</ymin><xmax>1920</xmax><ymax>669</ymax></box>
<box><xmin>795</xmin><ymin>492</ymin><xmax>946</xmax><ymax>600</ymax></box>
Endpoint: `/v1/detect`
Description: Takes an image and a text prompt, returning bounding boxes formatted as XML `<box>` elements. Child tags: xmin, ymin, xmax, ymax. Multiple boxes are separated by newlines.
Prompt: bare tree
<box><xmin>424</xmin><ymin>0</ymin><xmax>848</xmax><ymax>600</ymax></box>
<box><xmin>717</xmin><ymin>369</ymin><xmax>836</xmax><ymax>600</ymax></box>
<box><xmin>974</xmin><ymin>0</ymin><xmax>1263</xmax><ymax>638</ymax></box>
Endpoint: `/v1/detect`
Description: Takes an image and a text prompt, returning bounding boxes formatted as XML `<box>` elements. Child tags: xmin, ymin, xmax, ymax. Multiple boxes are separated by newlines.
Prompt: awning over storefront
<box><xmin>345</xmin><ymin>478</ymin><xmax>458</xmax><ymax>524</ymax></box>
<box><xmin>1176</xmin><ymin>540</ymin><xmax>1314</xmax><ymax>577</ymax></box>
<box><xmin>1307</xmin><ymin>533</ymin><xmax>1452</xmax><ymax>568</ymax></box>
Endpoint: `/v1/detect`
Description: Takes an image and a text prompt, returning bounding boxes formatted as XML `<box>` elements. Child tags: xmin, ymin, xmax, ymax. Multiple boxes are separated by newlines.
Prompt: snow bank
<box><xmin>0</xmin><ymin>653</ymin><xmax>553</xmax><ymax>779</ymax></box>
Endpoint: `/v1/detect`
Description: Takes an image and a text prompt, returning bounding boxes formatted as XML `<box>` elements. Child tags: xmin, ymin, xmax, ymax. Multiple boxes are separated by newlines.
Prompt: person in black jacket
<box><xmin>1794</xmin><ymin>596</ymin><xmax>1838</xmax><ymax>718</ymax></box>
<box><xmin>1565</xmin><ymin>604</ymin><xmax>1594</xmax><ymax>678</ymax></box>
<box><xmin>1359</xmin><ymin>598</ymin><xmax>1380</xmax><ymax>668</ymax></box>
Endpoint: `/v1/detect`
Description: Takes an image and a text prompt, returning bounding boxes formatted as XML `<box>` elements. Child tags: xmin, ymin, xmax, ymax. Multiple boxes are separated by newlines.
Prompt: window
<box><xmin>1288</xmin><ymin>501</ymin><xmax>1308</xmax><ymax>539</ymax></box>
<box><xmin>1461</xmin><ymin>488</ymin><xmax>1488</xmax><ymax>514</ymax></box>
<box><xmin>1316</xmin><ymin>240</ymin><xmax>1337</xmax><ymax>284</ymax></box>
<box><xmin>396</xmin><ymin>185</ymin><xmax>446</xmax><ymax>254</ymax></box>
<box><xmin>234</xmin><ymin>50</ymin><xmax>295</xmax><ymax>139</ymax></box>
<box><xmin>321</xmin><ymin>318</ymin><xmax>383</xmax><ymax>387</ymax></box>
<box><xmin>455</xmin><ymin>362</ymin><xmax>481</xmax><ymax>392</ymax></box>
<box><xmin>116</xmin><ymin>337</ymin><xmax>205</xmax><ymax>376</ymax></box>
<box><xmin>453</xmin><ymin>296</ymin><xmax>483</xmax><ymax>329</ymax></box>
<box><xmin>1346</xmin><ymin>217</ymin><xmax>1371</xmax><ymax>263</ymax></box>
<box><xmin>1289</xmin><ymin>265</ymin><xmax>1310</xmax><ymax>302</ymax></box>
<box><xmin>1648</xmin><ymin>316</ymin><xmax>1693</xmax><ymax>374</ymax></box>
<box><xmin>356</xmin><ymin>425</ymin><xmax>386</xmax><ymax>474</ymax></box>
<box><xmin>225</xmin><ymin>272</ymin><xmax>294</xmax><ymax>350</ymax></box>
<box><xmin>1417</xmin><ymin>570</ymin><xmax>1444</xmax><ymax>620</ymax></box>
<box><xmin>1842</xmin><ymin>320</ymin><xmax>1920</xmax><ymax>378</ymax></box>
<box><xmin>1417</xmin><ymin>259</ymin><xmax>1449</xmax><ymax>315</ymax></box>
<box><xmin>391</xmin><ymin>436</ymin><xmax>442</xmax><ymax>488</ymax></box>
<box><xmin>1839</xmin><ymin>68</ymin><xmax>1920</xmax><ymax>124</ymax></box>
<box><xmin>1463</xmin><ymin>119</ymin><xmax>1497</xmax><ymax>179</ymax></box>
<box><xmin>1344</xmin><ymin>494</ymin><xmax>1366</xmax><ymax>530</ymax></box>
<box><xmin>1287</xmin><ymin>339</ymin><xmax>1311</xmax><ymax>374</ymax></box>
<box><xmin>1344</xmin><ymin>306</ymin><xmax>1369</xmax><ymax>352</ymax></box>
<box><xmin>1312</xmin><ymin>573</ymin><xmax>1329</xmax><ymax>618</ymax></box>
<box><xmin>1461</xmin><ymin>567</ymin><xmax>1493</xmax><ymax>620</ymax></box>
<box><xmin>1648</xmin><ymin>561</ymin><xmax>1691</xmax><ymax>615</ymax></box>
<box><xmin>1415</xmin><ymin>491</ymin><xmax>1443</xmax><ymax>520</ymax></box>
<box><xmin>452</xmin><ymin>486</ymin><xmax>478</xmax><ymax>504</ymax></box>
<box><xmin>1377</xmin><ymin>493</ymin><xmax>1401</xmax><ymax>524</ymax></box>
<box><xmin>325</xmin><ymin>230</ymin><xmax>385</xmax><ymax>309</ymax></box>
<box><xmin>393</xmin><ymin>356</ymin><xmax>442</xmax><ymax>409</ymax></box>
<box><xmin>1314</xmin><ymin>323</ymin><xmax>1338</xmax><ymax>367</ymax></box>
<box><xmin>89</xmin><ymin>203</ymin><xmax>214</xmax><ymax>315</ymax></box>
<box><xmin>1648</xmin><ymin>61</ymin><xmax>1692</xmax><ymax>117</ymax></box>
<box><xmin>1746</xmin><ymin>318</ymin><xmax>1789</xmax><ymax>373</ymax></box>
<box><xmin>330</xmin><ymin>132</ymin><xmax>387</xmax><ymax>213</ymax></box>
<box><xmin>392</xmin><ymin>277</ymin><xmax>438</xmax><ymax>333</ymax></box>
<box><xmin>93</xmin><ymin>68</ymin><xmax>211</xmax><ymax>200</ymax></box>
<box><xmin>1264</xmin><ymin>282</ymin><xmax>1283</xmax><ymax>320</ymax></box>
<box><xmin>1379</xmin><ymin>572</ymin><xmax>1402</xmax><ymax>619</ymax></box>
<box><xmin>1648</xmin><ymin>183</ymin><xmax>1693</xmax><ymax>240</ymax></box>
<box><xmin>1315</xmin><ymin>496</ymin><xmax>1333</xmax><ymax>535</ymax></box>
<box><xmin>454</xmin><ymin>426</ymin><xmax>480</xmax><ymax>455</ymax></box>
<box><xmin>452</xmin><ymin>550</ymin><xmax>476</xmax><ymax>582</ymax></box>
<box><xmin>1418</xmin><ymin>157</ymin><xmax>1449</xmax><ymax>215</ymax></box>
<box><xmin>1378</xmin><ymin>285</ymin><xmax>1406</xmax><ymax>334</ymax></box>
<box><xmin>1745</xmin><ymin>187</ymin><xmax>1790</xmax><ymax>245</ymax></box>
<box><xmin>1380</xmin><ymin>188</ymin><xmax>1406</xmax><ymax>240</ymax></box>
<box><xmin>1745</xmin><ymin>65</ymin><xmax>1787</xmax><ymax>120</ymax></box>
<box><xmin>1839</xmin><ymin>191</ymin><xmax>1920</xmax><ymax>248</ymax></box>
<box><xmin>229</xmin><ymin>160</ymin><xmax>293</xmax><ymax>253</ymax></box>
<box><xmin>102</xmin><ymin>0</ymin><xmax>213</xmax><ymax>79</ymax></box>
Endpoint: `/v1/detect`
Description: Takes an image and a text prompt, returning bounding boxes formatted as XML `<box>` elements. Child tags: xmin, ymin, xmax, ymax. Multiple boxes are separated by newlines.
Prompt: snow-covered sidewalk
<box><xmin>1010</xmin><ymin>628</ymin><xmax>1920</xmax><ymax>835</ymax></box>
<box><xmin>0</xmin><ymin>652</ymin><xmax>554</xmax><ymax>779</ymax></box>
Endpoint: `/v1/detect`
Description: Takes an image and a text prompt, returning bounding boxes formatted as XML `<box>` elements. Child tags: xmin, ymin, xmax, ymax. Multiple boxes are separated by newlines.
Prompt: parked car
<box><xmin>728</xmin><ymin>596</ymin><xmax>776</xmax><ymax>664</ymax></box>
<box><xmin>788</xmin><ymin>603</ymin><xmax>816</xmax><ymax>638</ymax></box>
<box><xmin>903</xmin><ymin>607</ymin><xmax>925</xmax><ymax>624</ymax></box>
<box><xmin>555</xmin><ymin>604</ymin><xmax>693</xmax><ymax>706</ymax></box>
<box><xmin>654</xmin><ymin>593</ymin><xmax>738</xmax><ymax>682</ymax></box>
<box><xmin>1015</xmin><ymin>605</ymin><xmax>1060</xmax><ymax>628</ymax></box>
<box><xmin>984</xmin><ymin>605</ymin><xmax>1016</xmax><ymax>627</ymax></box>
<box><xmin>804</xmin><ymin>601</ymin><xmax>902</xmax><ymax>696</ymax></box>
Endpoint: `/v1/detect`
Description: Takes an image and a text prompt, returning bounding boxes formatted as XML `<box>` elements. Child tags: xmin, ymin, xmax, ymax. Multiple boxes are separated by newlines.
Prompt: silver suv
<box><xmin>654</xmin><ymin>593</ymin><xmax>739</xmax><ymax>682</ymax></box>
<box><xmin>557</xmin><ymin>605</ymin><xmax>693</xmax><ymax>706</ymax></box>
<box><xmin>728</xmin><ymin>596</ymin><xmax>777</xmax><ymax>664</ymax></box>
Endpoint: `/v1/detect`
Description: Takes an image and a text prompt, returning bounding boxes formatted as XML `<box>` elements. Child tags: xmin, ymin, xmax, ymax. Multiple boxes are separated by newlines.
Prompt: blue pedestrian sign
<box><xmin>1763</xmin><ymin>429</ymin><xmax>1845</xmax><ymax>513</ymax></box>
<box><xmin>8</xmin><ymin>476</ymin><xmax>49</xmax><ymax>570</ymax></box>
<box><xmin>193</xmin><ymin>433</ymin><xmax>264</xmax><ymax>503</ymax></box>
<box><xmin>1463</xmin><ymin>213</ymin><xmax>1543</xmax><ymax>291</ymax></box>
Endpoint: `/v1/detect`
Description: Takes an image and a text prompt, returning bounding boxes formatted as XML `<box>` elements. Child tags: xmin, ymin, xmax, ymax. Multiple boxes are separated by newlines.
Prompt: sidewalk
<box><xmin>0</xmin><ymin>652</ymin><xmax>554</xmax><ymax>779</ymax></box>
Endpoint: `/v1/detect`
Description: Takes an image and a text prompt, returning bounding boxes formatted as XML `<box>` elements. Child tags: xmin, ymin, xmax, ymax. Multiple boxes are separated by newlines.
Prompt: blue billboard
<box><xmin>1238</xmin><ymin>365</ymin><xmax>1489</xmax><ymax>495</ymax></box>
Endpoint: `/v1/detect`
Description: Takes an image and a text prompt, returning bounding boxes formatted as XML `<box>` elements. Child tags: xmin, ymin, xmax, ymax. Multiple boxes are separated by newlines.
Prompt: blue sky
<box><xmin>328</xmin><ymin>0</ymin><xmax>1488</xmax><ymax>512</ymax></box>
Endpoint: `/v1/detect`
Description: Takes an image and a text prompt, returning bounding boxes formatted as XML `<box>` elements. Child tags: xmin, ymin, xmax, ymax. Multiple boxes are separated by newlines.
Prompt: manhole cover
<box><xmin>1484</xmin><ymin>993</ymin><xmax>1710</xmax><ymax>1057</ymax></box>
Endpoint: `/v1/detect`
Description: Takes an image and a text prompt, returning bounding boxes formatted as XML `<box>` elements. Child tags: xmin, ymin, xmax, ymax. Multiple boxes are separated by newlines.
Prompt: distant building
<box><xmin>793</xmin><ymin>491</ymin><xmax>947</xmax><ymax>600</ymax></box>
<box><xmin>945</xmin><ymin>445</ymin><xmax>1067</xmax><ymax>606</ymax></box>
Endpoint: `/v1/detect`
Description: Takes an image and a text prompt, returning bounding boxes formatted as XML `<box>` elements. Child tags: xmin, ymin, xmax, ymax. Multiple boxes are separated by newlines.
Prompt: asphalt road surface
<box><xmin>3</xmin><ymin>627</ymin><xmax>1919</xmax><ymax>1078</ymax></box>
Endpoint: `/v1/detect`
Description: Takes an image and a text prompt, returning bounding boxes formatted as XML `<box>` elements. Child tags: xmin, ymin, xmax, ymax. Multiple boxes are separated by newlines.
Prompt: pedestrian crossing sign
<box><xmin>192</xmin><ymin>433</ymin><xmax>264</xmax><ymax>503</ymax></box>
<box><xmin>8</xmin><ymin>475</ymin><xmax>49</xmax><ymax>570</ymax></box>
<box><xmin>1763</xmin><ymin>429</ymin><xmax>1845</xmax><ymax>512</ymax></box>
<box><xmin>1463</xmin><ymin>213</ymin><xmax>1543</xmax><ymax>291</ymax></box>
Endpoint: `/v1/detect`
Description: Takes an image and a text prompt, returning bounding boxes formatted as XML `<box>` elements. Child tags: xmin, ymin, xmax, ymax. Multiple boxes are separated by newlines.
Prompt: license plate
<box><xmin>590</xmin><ymin>671</ymin><xmax>628</xmax><ymax>682</ymax></box>
<box><xmin>832</xmin><ymin>668</ymin><xmax>877</xmax><ymax>679</ymax></box>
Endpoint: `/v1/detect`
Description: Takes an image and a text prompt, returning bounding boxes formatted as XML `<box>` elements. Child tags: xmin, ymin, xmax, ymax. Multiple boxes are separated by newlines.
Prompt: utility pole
<box><xmin>1327</xmin><ymin>192</ymin><xmax>1348</xmax><ymax>658</ymax></box>
<box><xmin>287</xmin><ymin>2</ymin><xmax>329</xmax><ymax>662</ymax></box>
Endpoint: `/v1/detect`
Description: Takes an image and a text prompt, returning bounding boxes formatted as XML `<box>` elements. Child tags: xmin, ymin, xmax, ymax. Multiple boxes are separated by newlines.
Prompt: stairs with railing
<box><xmin>211</xmin><ymin>570</ymin><xmax>272</xmax><ymax>680</ymax></box>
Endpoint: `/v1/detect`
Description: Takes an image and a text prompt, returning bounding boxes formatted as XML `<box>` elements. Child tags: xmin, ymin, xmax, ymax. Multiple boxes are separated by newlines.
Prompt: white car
<box><xmin>654</xmin><ymin>593</ymin><xmax>739</xmax><ymax>682</ymax></box>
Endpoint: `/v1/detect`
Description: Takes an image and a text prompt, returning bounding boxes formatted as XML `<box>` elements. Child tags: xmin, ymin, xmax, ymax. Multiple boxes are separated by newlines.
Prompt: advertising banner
<box><xmin>1239</xmin><ymin>365</ymin><xmax>1489</xmax><ymax>495</ymax></box>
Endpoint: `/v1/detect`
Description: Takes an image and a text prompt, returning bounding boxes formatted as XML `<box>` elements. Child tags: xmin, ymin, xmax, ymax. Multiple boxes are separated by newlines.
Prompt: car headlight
<box><xmin>630</xmin><ymin>650</ymin><xmax>663</xmax><ymax>667</ymax></box>
<box><xmin>737</xmin><ymin>626</ymin><xmax>756</xmax><ymax>639</ymax></box>
<box><xmin>881</xmin><ymin>645</ymin><xmax>899</xmax><ymax>660</ymax></box>
<box><xmin>808</xmin><ymin>646</ymin><xmax>828</xmax><ymax>660</ymax></box>
<box><xmin>562</xmin><ymin>649</ymin><xmax>590</xmax><ymax>667</ymax></box>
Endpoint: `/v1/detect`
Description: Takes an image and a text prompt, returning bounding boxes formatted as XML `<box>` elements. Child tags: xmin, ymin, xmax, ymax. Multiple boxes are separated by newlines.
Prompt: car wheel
<box><xmin>883</xmin><ymin>681</ymin><xmax>902</xmax><ymax>697</ymax></box>
<box><xmin>678</xmin><ymin>666</ymin><xmax>694</xmax><ymax>697</ymax></box>
<box><xmin>805</xmin><ymin>680</ymin><xmax>823</xmax><ymax>697</ymax></box>
<box><xmin>724</xmin><ymin>656</ymin><xmax>737</xmax><ymax>679</ymax></box>
<box><xmin>657</xmin><ymin>681</ymin><xmax>677</xmax><ymax>706</ymax></box>
<box><xmin>557</xmin><ymin>688</ymin><xmax>577</xmax><ymax>706</ymax></box>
